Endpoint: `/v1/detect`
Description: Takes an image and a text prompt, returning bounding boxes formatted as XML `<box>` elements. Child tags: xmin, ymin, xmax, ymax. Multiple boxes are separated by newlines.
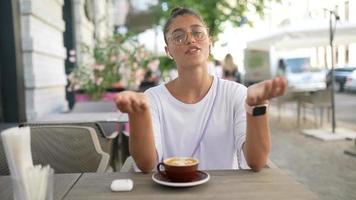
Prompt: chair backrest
<box><xmin>20</xmin><ymin>122</ymin><xmax>115</xmax><ymax>153</ymax></box>
<box><xmin>0</xmin><ymin>136</ymin><xmax>10</xmax><ymax>175</ymax></box>
<box><xmin>307</xmin><ymin>89</ymin><xmax>332</xmax><ymax>106</ymax></box>
<box><xmin>120</xmin><ymin>156</ymin><xmax>135</xmax><ymax>172</ymax></box>
<box><xmin>20</xmin><ymin>122</ymin><xmax>120</xmax><ymax>171</ymax></box>
<box><xmin>30</xmin><ymin>125</ymin><xmax>110</xmax><ymax>173</ymax></box>
<box><xmin>276</xmin><ymin>90</ymin><xmax>296</xmax><ymax>106</ymax></box>
<box><xmin>0</xmin><ymin>125</ymin><xmax>110</xmax><ymax>175</ymax></box>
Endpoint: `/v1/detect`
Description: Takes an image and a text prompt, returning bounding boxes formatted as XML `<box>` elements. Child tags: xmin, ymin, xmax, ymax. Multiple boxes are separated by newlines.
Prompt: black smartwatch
<box><xmin>245</xmin><ymin>102</ymin><xmax>268</xmax><ymax>116</ymax></box>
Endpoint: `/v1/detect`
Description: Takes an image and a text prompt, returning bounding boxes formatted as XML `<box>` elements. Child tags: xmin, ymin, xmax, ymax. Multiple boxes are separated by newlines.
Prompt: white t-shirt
<box><xmin>145</xmin><ymin>77</ymin><xmax>249</xmax><ymax>170</ymax></box>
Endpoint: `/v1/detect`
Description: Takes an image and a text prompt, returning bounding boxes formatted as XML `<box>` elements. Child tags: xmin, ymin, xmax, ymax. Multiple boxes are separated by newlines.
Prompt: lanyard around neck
<box><xmin>190</xmin><ymin>78</ymin><xmax>219</xmax><ymax>157</ymax></box>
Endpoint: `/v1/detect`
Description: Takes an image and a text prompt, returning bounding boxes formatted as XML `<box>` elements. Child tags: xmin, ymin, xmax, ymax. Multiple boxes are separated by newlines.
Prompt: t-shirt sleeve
<box><xmin>232</xmin><ymin>84</ymin><xmax>250</xmax><ymax>169</ymax></box>
<box><xmin>144</xmin><ymin>89</ymin><xmax>163</xmax><ymax>164</ymax></box>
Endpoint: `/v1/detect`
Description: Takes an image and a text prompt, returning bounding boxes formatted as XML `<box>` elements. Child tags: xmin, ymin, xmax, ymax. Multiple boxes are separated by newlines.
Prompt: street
<box><xmin>269</xmin><ymin>114</ymin><xmax>356</xmax><ymax>200</ymax></box>
<box><xmin>335</xmin><ymin>92</ymin><xmax>356</xmax><ymax>125</ymax></box>
<box><xmin>268</xmin><ymin>91</ymin><xmax>356</xmax><ymax>200</ymax></box>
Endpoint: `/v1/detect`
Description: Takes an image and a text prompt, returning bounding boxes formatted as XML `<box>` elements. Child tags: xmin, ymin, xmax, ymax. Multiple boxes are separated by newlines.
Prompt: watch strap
<box><xmin>245</xmin><ymin>101</ymin><xmax>269</xmax><ymax>116</ymax></box>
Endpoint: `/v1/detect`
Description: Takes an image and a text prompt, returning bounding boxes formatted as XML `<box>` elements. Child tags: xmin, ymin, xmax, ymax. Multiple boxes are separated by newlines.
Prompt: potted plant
<box><xmin>68</xmin><ymin>33</ymin><xmax>160</xmax><ymax>101</ymax></box>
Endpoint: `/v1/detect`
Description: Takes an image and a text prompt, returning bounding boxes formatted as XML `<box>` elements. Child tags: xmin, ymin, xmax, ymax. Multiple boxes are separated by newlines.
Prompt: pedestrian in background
<box><xmin>138</xmin><ymin>69</ymin><xmax>157</xmax><ymax>92</ymax></box>
<box><xmin>223</xmin><ymin>53</ymin><xmax>241</xmax><ymax>83</ymax></box>
<box><xmin>208</xmin><ymin>59</ymin><xmax>223</xmax><ymax>78</ymax></box>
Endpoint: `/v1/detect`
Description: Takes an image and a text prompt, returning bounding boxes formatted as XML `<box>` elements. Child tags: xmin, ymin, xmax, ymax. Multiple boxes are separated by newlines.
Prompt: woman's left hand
<box><xmin>246</xmin><ymin>76</ymin><xmax>287</xmax><ymax>106</ymax></box>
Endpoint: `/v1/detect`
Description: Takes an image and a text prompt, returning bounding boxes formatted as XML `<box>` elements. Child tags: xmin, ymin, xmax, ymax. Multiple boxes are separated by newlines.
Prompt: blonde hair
<box><xmin>223</xmin><ymin>54</ymin><xmax>237</xmax><ymax>72</ymax></box>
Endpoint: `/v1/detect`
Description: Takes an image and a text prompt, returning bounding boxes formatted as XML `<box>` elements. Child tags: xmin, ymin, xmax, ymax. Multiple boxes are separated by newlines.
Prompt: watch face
<box><xmin>253</xmin><ymin>106</ymin><xmax>267</xmax><ymax>116</ymax></box>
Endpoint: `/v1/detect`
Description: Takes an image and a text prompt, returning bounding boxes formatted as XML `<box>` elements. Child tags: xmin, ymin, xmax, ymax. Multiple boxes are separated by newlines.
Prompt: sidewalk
<box><xmin>269</xmin><ymin>108</ymin><xmax>356</xmax><ymax>200</ymax></box>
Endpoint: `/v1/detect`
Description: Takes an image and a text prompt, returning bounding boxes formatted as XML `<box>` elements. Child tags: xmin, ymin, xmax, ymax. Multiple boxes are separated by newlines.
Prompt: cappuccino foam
<box><xmin>165</xmin><ymin>157</ymin><xmax>197</xmax><ymax>166</ymax></box>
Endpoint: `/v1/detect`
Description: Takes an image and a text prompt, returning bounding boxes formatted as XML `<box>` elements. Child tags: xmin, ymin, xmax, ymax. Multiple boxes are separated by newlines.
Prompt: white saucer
<box><xmin>152</xmin><ymin>171</ymin><xmax>210</xmax><ymax>187</ymax></box>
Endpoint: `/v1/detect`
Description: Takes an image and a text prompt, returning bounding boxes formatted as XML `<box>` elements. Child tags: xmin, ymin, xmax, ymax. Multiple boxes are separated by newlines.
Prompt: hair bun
<box><xmin>170</xmin><ymin>7</ymin><xmax>184</xmax><ymax>16</ymax></box>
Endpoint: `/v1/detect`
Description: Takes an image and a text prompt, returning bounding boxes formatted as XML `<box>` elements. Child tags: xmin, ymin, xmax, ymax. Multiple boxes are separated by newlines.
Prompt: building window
<box><xmin>335</xmin><ymin>46</ymin><xmax>339</xmax><ymax>65</ymax></box>
<box><xmin>324</xmin><ymin>46</ymin><xmax>328</xmax><ymax>68</ymax></box>
<box><xmin>345</xmin><ymin>1</ymin><xmax>349</xmax><ymax>21</ymax></box>
<box><xmin>335</xmin><ymin>5</ymin><xmax>339</xmax><ymax>20</ymax></box>
<box><xmin>318</xmin><ymin>46</ymin><xmax>325</xmax><ymax>67</ymax></box>
<box><xmin>315</xmin><ymin>47</ymin><xmax>319</xmax><ymax>66</ymax></box>
<box><xmin>323</xmin><ymin>9</ymin><xmax>328</xmax><ymax>20</ymax></box>
<box><xmin>345</xmin><ymin>45</ymin><xmax>349</xmax><ymax>64</ymax></box>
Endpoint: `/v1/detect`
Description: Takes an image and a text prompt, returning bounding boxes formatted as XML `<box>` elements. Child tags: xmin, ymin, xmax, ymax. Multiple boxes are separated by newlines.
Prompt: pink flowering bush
<box><xmin>68</xmin><ymin>33</ymin><xmax>159</xmax><ymax>100</ymax></box>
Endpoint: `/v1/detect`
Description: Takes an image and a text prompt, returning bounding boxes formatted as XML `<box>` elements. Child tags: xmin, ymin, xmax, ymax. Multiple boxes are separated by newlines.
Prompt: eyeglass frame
<box><xmin>166</xmin><ymin>26</ymin><xmax>210</xmax><ymax>46</ymax></box>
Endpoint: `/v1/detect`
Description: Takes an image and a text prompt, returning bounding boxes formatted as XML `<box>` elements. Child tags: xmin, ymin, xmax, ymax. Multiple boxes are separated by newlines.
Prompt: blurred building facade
<box><xmin>20</xmin><ymin>0</ymin><xmax>68</xmax><ymax>120</ymax></box>
<box><xmin>0</xmin><ymin>0</ymin><xmax>126</xmax><ymax>122</ymax></box>
<box><xmin>246</xmin><ymin>0</ymin><xmax>356</xmax><ymax>68</ymax></box>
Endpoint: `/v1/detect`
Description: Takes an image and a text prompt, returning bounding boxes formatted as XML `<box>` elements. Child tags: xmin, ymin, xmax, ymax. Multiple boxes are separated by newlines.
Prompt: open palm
<box><xmin>246</xmin><ymin>77</ymin><xmax>287</xmax><ymax>106</ymax></box>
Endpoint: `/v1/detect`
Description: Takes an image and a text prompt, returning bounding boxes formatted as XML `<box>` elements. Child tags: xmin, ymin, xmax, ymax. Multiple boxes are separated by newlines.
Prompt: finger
<box><xmin>246</xmin><ymin>87</ymin><xmax>258</xmax><ymax>105</ymax></box>
<box><xmin>114</xmin><ymin>94</ymin><xmax>121</xmax><ymax>102</ymax></box>
<box><xmin>132</xmin><ymin>93</ymin><xmax>149</xmax><ymax>113</ymax></box>
<box><xmin>116</xmin><ymin>92</ymin><xmax>143</xmax><ymax>113</ymax></box>
<box><xmin>119</xmin><ymin>98</ymin><xmax>134</xmax><ymax>113</ymax></box>
<box><xmin>116</xmin><ymin>98</ymin><xmax>128</xmax><ymax>113</ymax></box>
<box><xmin>114</xmin><ymin>94</ymin><xmax>123</xmax><ymax>107</ymax></box>
<box><xmin>138</xmin><ymin>97</ymin><xmax>149</xmax><ymax>111</ymax></box>
<box><xmin>273</xmin><ymin>77</ymin><xmax>287</xmax><ymax>97</ymax></box>
<box><xmin>124</xmin><ymin>99</ymin><xmax>134</xmax><ymax>113</ymax></box>
<box><xmin>270</xmin><ymin>78</ymin><xmax>281</xmax><ymax>98</ymax></box>
<box><xmin>247</xmin><ymin>82</ymin><xmax>266</xmax><ymax>105</ymax></box>
<box><xmin>278</xmin><ymin>77</ymin><xmax>287</xmax><ymax>95</ymax></box>
<box><xmin>114</xmin><ymin>95</ymin><xmax>125</xmax><ymax>111</ymax></box>
<box><xmin>139</xmin><ymin>101</ymin><xmax>149</xmax><ymax>111</ymax></box>
<box><xmin>262</xmin><ymin>80</ymin><xmax>273</xmax><ymax>100</ymax></box>
<box><xmin>128</xmin><ymin>95</ymin><xmax>142</xmax><ymax>113</ymax></box>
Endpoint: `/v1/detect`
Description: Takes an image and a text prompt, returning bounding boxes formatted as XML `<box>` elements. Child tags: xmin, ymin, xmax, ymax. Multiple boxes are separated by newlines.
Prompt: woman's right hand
<box><xmin>114</xmin><ymin>91</ymin><xmax>149</xmax><ymax>114</ymax></box>
<box><xmin>114</xmin><ymin>91</ymin><xmax>156</xmax><ymax>172</ymax></box>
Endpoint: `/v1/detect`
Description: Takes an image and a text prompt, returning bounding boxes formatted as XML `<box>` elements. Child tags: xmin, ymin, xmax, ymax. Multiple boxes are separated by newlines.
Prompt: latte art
<box><xmin>165</xmin><ymin>157</ymin><xmax>198</xmax><ymax>166</ymax></box>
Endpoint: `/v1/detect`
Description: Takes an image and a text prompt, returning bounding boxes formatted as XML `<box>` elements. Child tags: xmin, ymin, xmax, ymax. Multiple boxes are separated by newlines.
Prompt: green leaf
<box><xmin>150</xmin><ymin>0</ymin><xmax>278</xmax><ymax>40</ymax></box>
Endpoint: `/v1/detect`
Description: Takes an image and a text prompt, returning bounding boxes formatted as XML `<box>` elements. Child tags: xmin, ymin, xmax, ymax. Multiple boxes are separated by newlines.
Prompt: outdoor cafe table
<box><xmin>34</xmin><ymin>112</ymin><xmax>128</xmax><ymax>123</ymax></box>
<box><xmin>33</xmin><ymin>101</ymin><xmax>128</xmax><ymax>123</ymax></box>
<box><xmin>0</xmin><ymin>173</ymin><xmax>81</xmax><ymax>200</ymax></box>
<box><xmin>64</xmin><ymin>168</ymin><xmax>319</xmax><ymax>200</ymax></box>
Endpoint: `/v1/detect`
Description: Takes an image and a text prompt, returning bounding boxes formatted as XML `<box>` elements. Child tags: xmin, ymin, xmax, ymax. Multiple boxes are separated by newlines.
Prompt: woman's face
<box><xmin>165</xmin><ymin>15</ymin><xmax>211</xmax><ymax>70</ymax></box>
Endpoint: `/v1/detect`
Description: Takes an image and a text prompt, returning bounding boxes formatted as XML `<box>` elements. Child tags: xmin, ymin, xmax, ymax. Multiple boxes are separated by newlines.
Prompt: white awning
<box><xmin>246</xmin><ymin>20</ymin><xmax>356</xmax><ymax>50</ymax></box>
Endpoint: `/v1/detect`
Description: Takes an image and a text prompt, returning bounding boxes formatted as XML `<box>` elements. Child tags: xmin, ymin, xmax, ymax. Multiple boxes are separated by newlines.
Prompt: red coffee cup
<box><xmin>157</xmin><ymin>157</ymin><xmax>199</xmax><ymax>182</ymax></box>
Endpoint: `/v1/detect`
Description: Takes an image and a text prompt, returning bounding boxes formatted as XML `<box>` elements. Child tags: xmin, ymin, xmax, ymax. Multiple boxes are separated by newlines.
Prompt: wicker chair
<box><xmin>0</xmin><ymin>125</ymin><xmax>110</xmax><ymax>175</ymax></box>
<box><xmin>0</xmin><ymin>136</ymin><xmax>10</xmax><ymax>175</ymax></box>
<box><xmin>300</xmin><ymin>89</ymin><xmax>332</xmax><ymax>127</ymax></box>
<box><xmin>276</xmin><ymin>90</ymin><xmax>297</xmax><ymax>120</ymax></box>
<box><xmin>20</xmin><ymin>121</ymin><xmax>121</xmax><ymax>171</ymax></box>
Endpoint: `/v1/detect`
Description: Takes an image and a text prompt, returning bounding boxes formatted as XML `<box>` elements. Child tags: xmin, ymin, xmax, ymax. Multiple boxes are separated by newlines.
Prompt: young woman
<box><xmin>114</xmin><ymin>7</ymin><xmax>287</xmax><ymax>172</ymax></box>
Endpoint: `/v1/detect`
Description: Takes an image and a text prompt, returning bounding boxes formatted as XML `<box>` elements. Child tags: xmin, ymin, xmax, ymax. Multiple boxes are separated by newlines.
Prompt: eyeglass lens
<box><xmin>170</xmin><ymin>27</ymin><xmax>207</xmax><ymax>45</ymax></box>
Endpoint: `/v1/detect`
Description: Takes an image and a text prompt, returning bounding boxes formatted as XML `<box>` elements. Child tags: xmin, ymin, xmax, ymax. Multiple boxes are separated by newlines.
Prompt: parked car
<box><xmin>345</xmin><ymin>70</ymin><xmax>356</xmax><ymax>92</ymax></box>
<box><xmin>326</xmin><ymin>67</ymin><xmax>356</xmax><ymax>92</ymax></box>
<box><xmin>287</xmin><ymin>69</ymin><xmax>327</xmax><ymax>91</ymax></box>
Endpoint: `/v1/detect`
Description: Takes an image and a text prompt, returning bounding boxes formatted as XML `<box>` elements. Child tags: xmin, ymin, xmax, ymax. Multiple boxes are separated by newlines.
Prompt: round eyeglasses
<box><xmin>168</xmin><ymin>28</ymin><xmax>208</xmax><ymax>46</ymax></box>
